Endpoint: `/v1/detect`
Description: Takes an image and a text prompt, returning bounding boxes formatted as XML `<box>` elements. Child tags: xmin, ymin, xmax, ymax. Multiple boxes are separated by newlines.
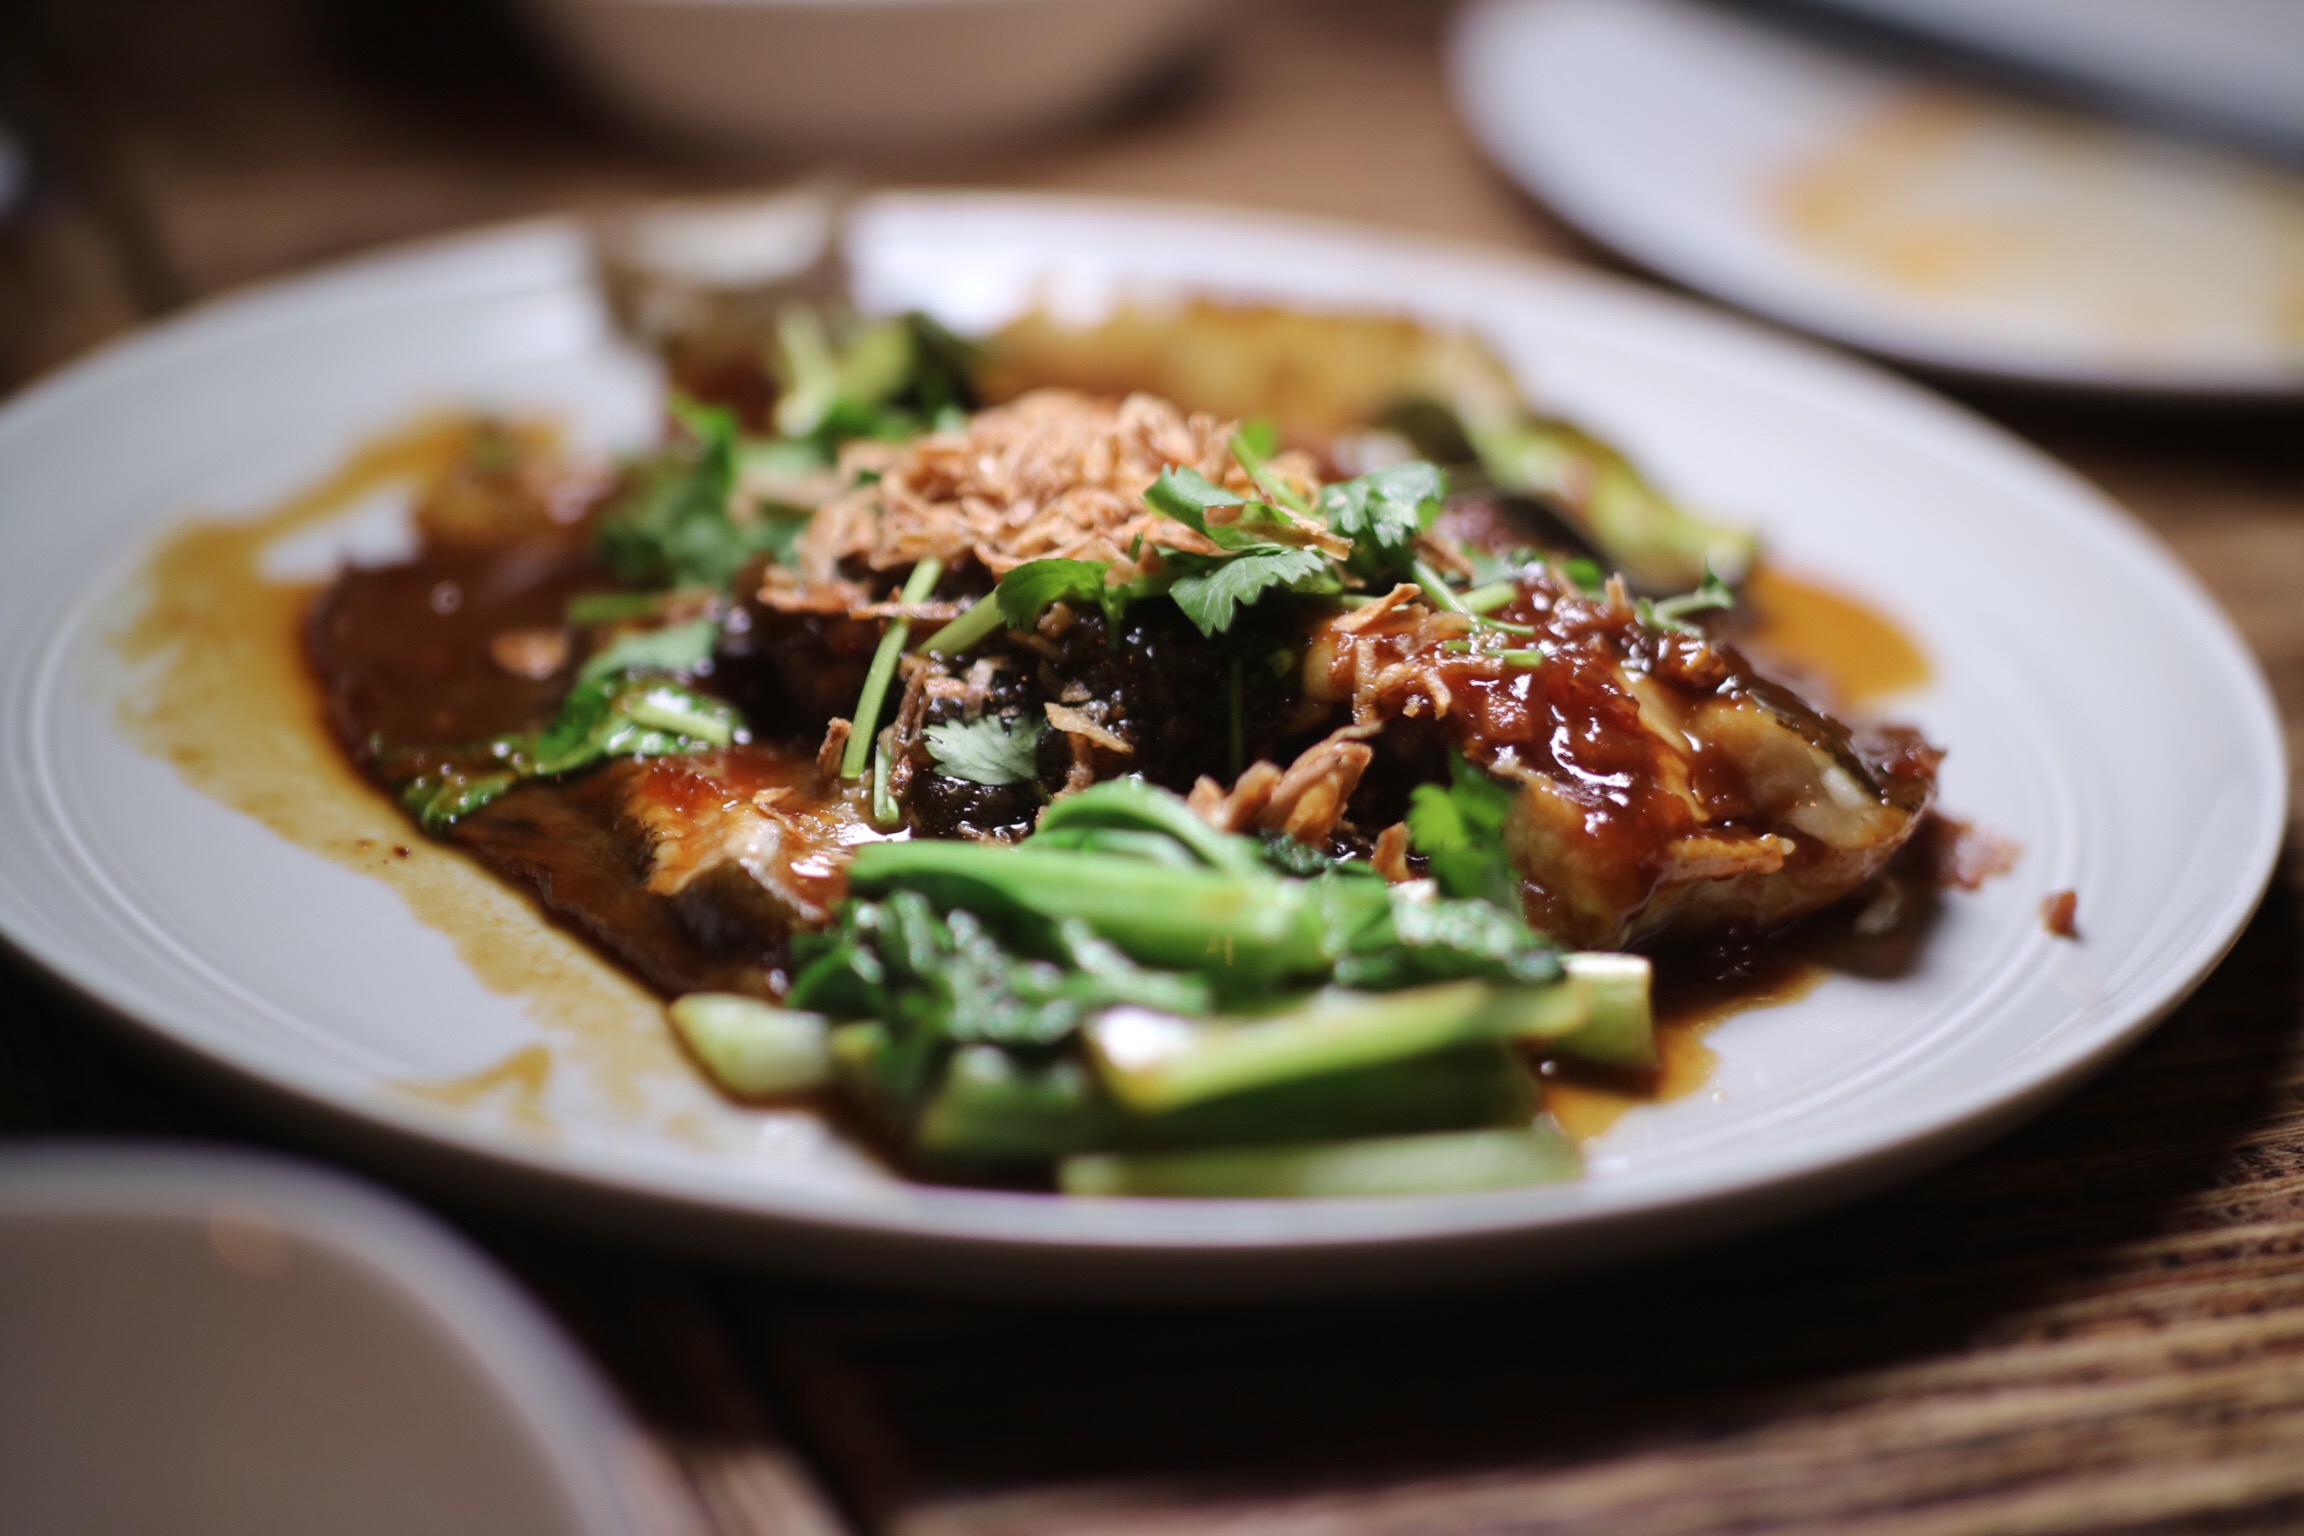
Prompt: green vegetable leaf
<box><xmin>527</xmin><ymin>673</ymin><xmax>739</xmax><ymax>776</ymax></box>
<box><xmin>1406</xmin><ymin>753</ymin><xmax>1522</xmax><ymax>909</ymax></box>
<box><xmin>1167</xmin><ymin>545</ymin><xmax>1333</xmax><ymax>637</ymax></box>
<box><xmin>1320</xmin><ymin>461</ymin><xmax>1446</xmax><ymax>563</ymax></box>
<box><xmin>1464</xmin><ymin>547</ymin><xmax>1540</xmax><ymax>587</ymax></box>
<box><xmin>995</xmin><ymin>558</ymin><xmax>1127</xmax><ymax>632</ymax></box>
<box><xmin>766</xmin><ymin>307</ymin><xmax>981</xmax><ymax>463</ymax></box>
<box><xmin>399</xmin><ymin>671</ymin><xmax>742</xmax><ymax>834</ymax></box>
<box><xmin>1333</xmin><ymin>891</ymin><xmax>1560</xmax><ymax>990</ymax></box>
<box><xmin>576</xmin><ymin>617</ymin><xmax>720</xmax><ymax>685</ymax></box>
<box><xmin>1143</xmin><ymin>466</ymin><xmax>1247</xmax><ymax>537</ymax></box>
<box><xmin>925</xmin><ymin>714</ymin><xmax>1043</xmax><ymax>786</ymax></box>
<box><xmin>597</xmin><ymin>400</ymin><xmax>794</xmax><ymax>592</ymax></box>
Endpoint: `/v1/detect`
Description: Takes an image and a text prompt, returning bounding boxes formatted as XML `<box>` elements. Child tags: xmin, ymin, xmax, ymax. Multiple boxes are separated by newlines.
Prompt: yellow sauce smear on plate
<box><xmin>110</xmin><ymin>418</ymin><xmax>686</xmax><ymax>1130</ymax></box>
<box><xmin>1743</xmin><ymin>564</ymin><xmax>1930</xmax><ymax>706</ymax></box>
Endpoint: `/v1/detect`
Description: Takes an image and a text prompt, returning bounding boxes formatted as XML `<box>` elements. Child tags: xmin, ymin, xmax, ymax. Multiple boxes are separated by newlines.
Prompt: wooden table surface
<box><xmin>5</xmin><ymin>2</ymin><xmax>2301</xmax><ymax>1532</ymax></box>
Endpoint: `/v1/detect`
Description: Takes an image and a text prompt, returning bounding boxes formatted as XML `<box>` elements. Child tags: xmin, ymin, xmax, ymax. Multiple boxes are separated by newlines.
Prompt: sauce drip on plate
<box><xmin>110</xmin><ymin>417</ymin><xmax>694</xmax><ymax>1130</ymax></box>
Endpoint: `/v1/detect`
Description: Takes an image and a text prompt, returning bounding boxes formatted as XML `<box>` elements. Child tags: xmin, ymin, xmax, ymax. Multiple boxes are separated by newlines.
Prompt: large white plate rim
<box><xmin>0</xmin><ymin>195</ymin><xmax>2284</xmax><ymax>1265</ymax></box>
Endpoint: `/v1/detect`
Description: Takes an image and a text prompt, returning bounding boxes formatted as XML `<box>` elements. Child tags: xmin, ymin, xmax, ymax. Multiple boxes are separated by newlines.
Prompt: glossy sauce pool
<box><xmin>113</xmin><ymin>418</ymin><xmax>1938</xmax><ymax>1155</ymax></box>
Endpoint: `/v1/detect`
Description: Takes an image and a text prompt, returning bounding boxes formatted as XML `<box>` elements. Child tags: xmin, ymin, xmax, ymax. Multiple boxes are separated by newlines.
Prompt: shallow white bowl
<box><xmin>0</xmin><ymin>1145</ymin><xmax>671</xmax><ymax>1536</ymax></box>
<box><xmin>520</xmin><ymin>0</ymin><xmax>1228</xmax><ymax>153</ymax></box>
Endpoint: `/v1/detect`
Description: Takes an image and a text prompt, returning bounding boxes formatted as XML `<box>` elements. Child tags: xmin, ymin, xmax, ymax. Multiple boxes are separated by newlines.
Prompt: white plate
<box><xmin>0</xmin><ymin>1144</ymin><xmax>677</xmax><ymax>1536</ymax></box>
<box><xmin>0</xmin><ymin>194</ymin><xmax>2282</xmax><ymax>1296</ymax></box>
<box><xmin>1806</xmin><ymin>0</ymin><xmax>2304</xmax><ymax>159</ymax></box>
<box><xmin>1450</xmin><ymin>0</ymin><xmax>2304</xmax><ymax>396</ymax></box>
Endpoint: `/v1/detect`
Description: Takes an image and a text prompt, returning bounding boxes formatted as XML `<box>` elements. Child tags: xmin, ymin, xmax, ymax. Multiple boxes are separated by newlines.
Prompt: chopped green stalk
<box><xmin>919</xmin><ymin>592</ymin><xmax>1003</xmax><ymax>654</ymax></box>
<box><xmin>870</xmin><ymin>734</ymin><xmax>900</xmax><ymax>828</ymax></box>
<box><xmin>669</xmin><ymin>994</ymin><xmax>833</xmax><ymax>1097</ymax></box>
<box><xmin>1031</xmin><ymin>777</ymin><xmax>1269</xmax><ymax>879</ymax></box>
<box><xmin>1135</xmin><ymin>1043</ymin><xmax>1535</xmax><ymax>1149</ymax></box>
<box><xmin>916</xmin><ymin>1041</ymin><xmax>1534</xmax><ymax>1165</ymax></box>
<box><xmin>1470</xmin><ymin>955</ymin><xmax>1653</xmax><ymax>1067</ymax></box>
<box><xmin>1086</xmin><ymin>981</ymin><xmax>1501</xmax><ymax>1113</ymax></box>
<box><xmin>1459</xmin><ymin>581</ymin><xmax>1519</xmax><ymax>615</ymax></box>
<box><xmin>840</xmin><ymin>556</ymin><xmax>944</xmax><ymax>778</ymax></box>
<box><xmin>1551</xmin><ymin>952</ymin><xmax>1657</xmax><ymax>1068</ymax></box>
<box><xmin>826</xmin><ymin>1021</ymin><xmax>898</xmax><ymax>1126</ymax></box>
<box><xmin>846</xmin><ymin>841</ymin><xmax>1322</xmax><ymax>977</ymax></box>
<box><xmin>915</xmin><ymin>1046</ymin><xmax>1114</xmax><ymax>1161</ymax></box>
<box><xmin>1410</xmin><ymin>557</ymin><xmax>1467</xmax><ymax>614</ymax></box>
<box><xmin>567</xmin><ymin>590</ymin><xmax>671</xmax><ymax>624</ymax></box>
<box><xmin>1059</xmin><ymin>1123</ymin><xmax>1580</xmax><ymax>1199</ymax></box>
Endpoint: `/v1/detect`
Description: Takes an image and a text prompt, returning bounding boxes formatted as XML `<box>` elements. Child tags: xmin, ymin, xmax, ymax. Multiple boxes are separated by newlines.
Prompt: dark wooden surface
<box><xmin>4</xmin><ymin>2</ymin><xmax>2301</xmax><ymax>1531</ymax></box>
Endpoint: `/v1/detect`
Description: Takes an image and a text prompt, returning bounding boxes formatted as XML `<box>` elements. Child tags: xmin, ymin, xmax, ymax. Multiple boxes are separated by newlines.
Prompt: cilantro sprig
<box><xmin>925</xmin><ymin>714</ymin><xmax>1043</xmax><ymax>786</ymax></box>
<box><xmin>1636</xmin><ymin>566</ymin><xmax>1737</xmax><ymax>636</ymax></box>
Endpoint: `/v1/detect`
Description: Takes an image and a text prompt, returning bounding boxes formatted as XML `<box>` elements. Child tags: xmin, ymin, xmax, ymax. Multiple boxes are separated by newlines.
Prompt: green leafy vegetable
<box><xmin>575</xmin><ymin>617</ymin><xmax>720</xmax><ymax>684</ymax></box>
<box><xmin>994</xmin><ymin>557</ymin><xmax>1133</xmax><ymax>633</ymax></box>
<box><xmin>669</xmin><ymin>994</ymin><xmax>832</xmax><ymax>1097</ymax></box>
<box><xmin>924</xmin><ymin>714</ymin><xmax>1042</xmax><ymax>786</ymax></box>
<box><xmin>1166</xmin><ymin>545</ymin><xmax>1334</xmax><ymax>637</ymax></box>
<box><xmin>1143</xmin><ymin>465</ymin><xmax>1248</xmax><ymax>536</ymax></box>
<box><xmin>1471</xmin><ymin>417</ymin><xmax>1756</xmax><ymax>591</ymax></box>
<box><xmin>397</xmin><ymin>671</ymin><xmax>741</xmax><ymax>834</ymax></box>
<box><xmin>596</xmin><ymin>400</ymin><xmax>782</xmax><ymax>592</ymax></box>
<box><xmin>524</xmin><ymin>672</ymin><xmax>739</xmax><ymax>774</ymax></box>
<box><xmin>1406</xmin><ymin>753</ymin><xmax>1522</xmax><ymax>909</ymax></box>
<box><xmin>782</xmin><ymin>778</ymin><xmax>1644</xmax><ymax>1181</ymax></box>
<box><xmin>1059</xmin><ymin>1124</ymin><xmax>1579</xmax><ymax>1198</ymax></box>
<box><xmin>1320</xmin><ymin>461</ymin><xmax>1445</xmax><ymax>570</ymax></box>
<box><xmin>771</xmin><ymin>309</ymin><xmax>978</xmax><ymax>448</ymax></box>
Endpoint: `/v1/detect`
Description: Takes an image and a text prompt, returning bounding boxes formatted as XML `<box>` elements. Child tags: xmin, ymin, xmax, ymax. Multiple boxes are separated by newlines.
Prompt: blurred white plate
<box><xmin>1451</xmin><ymin>0</ymin><xmax>2304</xmax><ymax>395</ymax></box>
<box><xmin>1808</xmin><ymin>0</ymin><xmax>2304</xmax><ymax>158</ymax></box>
<box><xmin>0</xmin><ymin>194</ymin><xmax>2282</xmax><ymax>1296</ymax></box>
<box><xmin>0</xmin><ymin>1145</ymin><xmax>676</xmax><ymax>1536</ymax></box>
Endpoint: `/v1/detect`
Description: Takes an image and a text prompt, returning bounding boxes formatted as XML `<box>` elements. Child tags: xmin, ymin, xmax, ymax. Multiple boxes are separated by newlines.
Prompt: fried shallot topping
<box><xmin>788</xmin><ymin>389</ymin><xmax>1320</xmax><ymax>588</ymax></box>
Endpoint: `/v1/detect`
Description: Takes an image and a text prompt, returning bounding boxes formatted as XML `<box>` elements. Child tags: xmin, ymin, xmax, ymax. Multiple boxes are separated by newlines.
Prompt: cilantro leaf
<box><xmin>598</xmin><ymin>401</ymin><xmax>788</xmax><ymax>592</ymax></box>
<box><xmin>1320</xmin><ymin>461</ymin><xmax>1446</xmax><ymax>562</ymax></box>
<box><xmin>1405</xmin><ymin>753</ymin><xmax>1522</xmax><ymax>909</ymax></box>
<box><xmin>525</xmin><ymin>673</ymin><xmax>739</xmax><ymax>776</ymax></box>
<box><xmin>995</xmin><ymin>558</ymin><xmax>1120</xmax><ymax>632</ymax></box>
<box><xmin>1143</xmin><ymin>467</ymin><xmax>1246</xmax><ymax>537</ymax></box>
<box><xmin>1167</xmin><ymin>546</ymin><xmax>1333</xmax><ymax>637</ymax></box>
<box><xmin>399</xmin><ymin>672</ymin><xmax>742</xmax><ymax>833</ymax></box>
<box><xmin>925</xmin><ymin>714</ymin><xmax>1043</xmax><ymax>787</ymax></box>
<box><xmin>576</xmin><ymin>617</ymin><xmax>719</xmax><ymax>685</ymax></box>
<box><xmin>1464</xmin><ymin>546</ymin><xmax>1541</xmax><ymax>587</ymax></box>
